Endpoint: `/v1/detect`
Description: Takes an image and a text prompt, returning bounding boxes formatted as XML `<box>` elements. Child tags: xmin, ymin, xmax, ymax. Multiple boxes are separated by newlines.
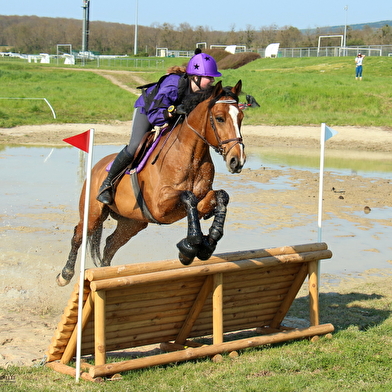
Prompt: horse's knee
<box><xmin>216</xmin><ymin>189</ymin><xmax>229</xmax><ymax>207</ymax></box>
<box><xmin>180</xmin><ymin>190</ymin><xmax>199</xmax><ymax>207</ymax></box>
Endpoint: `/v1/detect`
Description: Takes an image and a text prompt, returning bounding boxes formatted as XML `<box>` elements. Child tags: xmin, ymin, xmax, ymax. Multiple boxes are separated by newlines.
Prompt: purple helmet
<box><xmin>186</xmin><ymin>53</ymin><xmax>222</xmax><ymax>77</ymax></box>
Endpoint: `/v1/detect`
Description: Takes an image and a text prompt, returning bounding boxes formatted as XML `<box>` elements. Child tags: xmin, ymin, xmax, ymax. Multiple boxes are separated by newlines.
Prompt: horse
<box><xmin>57</xmin><ymin>80</ymin><xmax>245</xmax><ymax>286</ymax></box>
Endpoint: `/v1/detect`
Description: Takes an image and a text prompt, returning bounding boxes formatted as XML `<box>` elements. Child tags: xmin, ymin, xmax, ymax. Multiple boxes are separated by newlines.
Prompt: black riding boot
<box><xmin>96</xmin><ymin>147</ymin><xmax>134</xmax><ymax>205</ymax></box>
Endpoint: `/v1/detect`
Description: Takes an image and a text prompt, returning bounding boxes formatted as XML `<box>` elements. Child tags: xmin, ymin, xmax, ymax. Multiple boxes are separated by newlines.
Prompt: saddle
<box><xmin>108</xmin><ymin>127</ymin><xmax>168</xmax><ymax>188</ymax></box>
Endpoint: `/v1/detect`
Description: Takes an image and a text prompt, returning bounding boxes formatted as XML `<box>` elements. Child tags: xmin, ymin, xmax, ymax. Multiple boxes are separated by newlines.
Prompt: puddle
<box><xmin>1</xmin><ymin>144</ymin><xmax>391</xmax><ymax>281</ymax></box>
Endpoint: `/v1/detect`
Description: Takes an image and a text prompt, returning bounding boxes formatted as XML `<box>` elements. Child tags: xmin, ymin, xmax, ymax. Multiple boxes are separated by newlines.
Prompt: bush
<box><xmin>217</xmin><ymin>52</ymin><xmax>261</xmax><ymax>70</ymax></box>
<box><xmin>203</xmin><ymin>48</ymin><xmax>232</xmax><ymax>63</ymax></box>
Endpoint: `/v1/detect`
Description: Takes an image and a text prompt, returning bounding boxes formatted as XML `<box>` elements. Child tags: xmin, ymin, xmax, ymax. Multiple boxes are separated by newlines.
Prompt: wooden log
<box><xmin>89</xmin><ymin>324</ymin><xmax>334</xmax><ymax>378</ymax></box>
<box><xmin>270</xmin><ymin>263</ymin><xmax>309</xmax><ymax>329</ymax></box>
<box><xmin>308</xmin><ymin>260</ymin><xmax>320</xmax><ymax>326</ymax></box>
<box><xmin>85</xmin><ymin>243</ymin><xmax>329</xmax><ymax>282</ymax></box>
<box><xmin>60</xmin><ymin>292</ymin><xmax>94</xmax><ymax>364</ymax></box>
<box><xmin>106</xmin><ymin>298</ymin><xmax>195</xmax><ymax>325</ymax></box>
<box><xmin>105</xmin><ymin>278</ymin><xmax>204</xmax><ymax>303</ymax></box>
<box><xmin>104</xmin><ymin>298</ymin><xmax>198</xmax><ymax>318</ymax></box>
<box><xmin>213</xmin><ymin>273</ymin><xmax>223</xmax><ymax>345</ymax></box>
<box><xmin>46</xmin><ymin>361</ymin><xmax>99</xmax><ymax>382</ymax></box>
<box><xmin>175</xmin><ymin>276</ymin><xmax>213</xmax><ymax>345</ymax></box>
<box><xmin>94</xmin><ymin>290</ymin><xmax>106</xmax><ymax>366</ymax></box>
<box><xmin>223</xmin><ymin>264</ymin><xmax>300</xmax><ymax>284</ymax></box>
<box><xmin>90</xmin><ymin>250</ymin><xmax>332</xmax><ymax>292</ymax></box>
<box><xmin>223</xmin><ymin>273</ymin><xmax>299</xmax><ymax>293</ymax></box>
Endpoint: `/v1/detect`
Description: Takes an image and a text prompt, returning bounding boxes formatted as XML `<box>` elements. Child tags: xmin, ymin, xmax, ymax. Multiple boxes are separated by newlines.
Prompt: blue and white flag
<box><xmin>324</xmin><ymin>125</ymin><xmax>338</xmax><ymax>141</ymax></box>
<box><xmin>318</xmin><ymin>123</ymin><xmax>338</xmax><ymax>244</ymax></box>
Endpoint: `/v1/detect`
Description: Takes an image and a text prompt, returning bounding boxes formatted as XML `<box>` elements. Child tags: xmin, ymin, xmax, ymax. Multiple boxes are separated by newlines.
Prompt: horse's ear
<box><xmin>211</xmin><ymin>81</ymin><xmax>223</xmax><ymax>98</ymax></box>
<box><xmin>232</xmin><ymin>80</ymin><xmax>242</xmax><ymax>96</ymax></box>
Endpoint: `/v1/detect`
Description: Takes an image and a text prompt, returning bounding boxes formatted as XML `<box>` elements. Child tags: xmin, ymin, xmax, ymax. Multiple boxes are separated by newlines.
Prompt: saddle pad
<box><xmin>106</xmin><ymin>131</ymin><xmax>163</xmax><ymax>174</ymax></box>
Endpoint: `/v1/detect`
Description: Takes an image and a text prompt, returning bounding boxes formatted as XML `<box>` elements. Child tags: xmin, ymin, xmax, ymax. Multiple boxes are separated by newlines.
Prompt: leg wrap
<box><xmin>180</xmin><ymin>191</ymin><xmax>203</xmax><ymax>245</ymax></box>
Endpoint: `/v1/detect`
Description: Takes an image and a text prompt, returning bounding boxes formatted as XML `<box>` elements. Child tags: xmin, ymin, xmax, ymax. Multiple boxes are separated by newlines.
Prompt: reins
<box><xmin>184</xmin><ymin>97</ymin><xmax>243</xmax><ymax>157</ymax></box>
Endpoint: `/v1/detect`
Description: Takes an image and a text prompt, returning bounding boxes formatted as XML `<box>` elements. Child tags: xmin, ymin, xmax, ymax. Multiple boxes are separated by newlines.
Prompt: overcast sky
<box><xmin>1</xmin><ymin>0</ymin><xmax>390</xmax><ymax>31</ymax></box>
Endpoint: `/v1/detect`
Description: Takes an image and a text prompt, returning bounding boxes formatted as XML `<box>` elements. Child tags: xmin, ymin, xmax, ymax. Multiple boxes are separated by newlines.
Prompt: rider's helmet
<box><xmin>186</xmin><ymin>53</ymin><xmax>222</xmax><ymax>77</ymax></box>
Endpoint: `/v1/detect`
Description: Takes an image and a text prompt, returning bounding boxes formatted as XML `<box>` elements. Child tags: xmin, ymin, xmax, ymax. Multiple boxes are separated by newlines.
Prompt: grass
<box><xmin>1</xmin><ymin>56</ymin><xmax>392</xmax><ymax>390</ymax></box>
<box><xmin>223</xmin><ymin>56</ymin><xmax>392</xmax><ymax>127</ymax></box>
<box><xmin>1</xmin><ymin>276</ymin><xmax>392</xmax><ymax>391</ymax></box>
<box><xmin>0</xmin><ymin>56</ymin><xmax>391</xmax><ymax>128</ymax></box>
<box><xmin>0</xmin><ymin>63</ymin><xmax>136</xmax><ymax>127</ymax></box>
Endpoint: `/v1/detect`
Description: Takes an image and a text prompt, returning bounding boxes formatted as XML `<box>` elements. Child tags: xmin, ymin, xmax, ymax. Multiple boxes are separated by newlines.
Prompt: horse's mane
<box><xmin>179</xmin><ymin>85</ymin><xmax>239</xmax><ymax>118</ymax></box>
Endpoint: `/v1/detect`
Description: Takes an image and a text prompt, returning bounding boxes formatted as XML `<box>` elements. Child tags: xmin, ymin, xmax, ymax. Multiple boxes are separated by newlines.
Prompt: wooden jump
<box><xmin>46</xmin><ymin>242</ymin><xmax>334</xmax><ymax>381</ymax></box>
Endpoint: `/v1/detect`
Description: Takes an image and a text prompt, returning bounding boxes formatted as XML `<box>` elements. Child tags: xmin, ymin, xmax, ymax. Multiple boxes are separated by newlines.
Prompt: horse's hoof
<box><xmin>178</xmin><ymin>252</ymin><xmax>195</xmax><ymax>266</ymax></box>
<box><xmin>56</xmin><ymin>273</ymin><xmax>70</xmax><ymax>287</ymax></box>
<box><xmin>197</xmin><ymin>236</ymin><xmax>216</xmax><ymax>261</ymax></box>
<box><xmin>177</xmin><ymin>238</ymin><xmax>198</xmax><ymax>265</ymax></box>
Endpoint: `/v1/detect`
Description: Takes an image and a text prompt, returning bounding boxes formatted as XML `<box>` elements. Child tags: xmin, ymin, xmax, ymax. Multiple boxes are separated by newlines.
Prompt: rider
<box><xmin>96</xmin><ymin>50</ymin><xmax>222</xmax><ymax>205</ymax></box>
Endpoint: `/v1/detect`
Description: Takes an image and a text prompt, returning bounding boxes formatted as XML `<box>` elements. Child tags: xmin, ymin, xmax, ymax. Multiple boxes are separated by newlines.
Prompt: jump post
<box><xmin>46</xmin><ymin>242</ymin><xmax>334</xmax><ymax>381</ymax></box>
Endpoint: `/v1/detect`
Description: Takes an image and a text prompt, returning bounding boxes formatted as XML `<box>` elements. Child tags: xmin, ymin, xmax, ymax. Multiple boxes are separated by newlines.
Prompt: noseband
<box><xmin>185</xmin><ymin>97</ymin><xmax>244</xmax><ymax>157</ymax></box>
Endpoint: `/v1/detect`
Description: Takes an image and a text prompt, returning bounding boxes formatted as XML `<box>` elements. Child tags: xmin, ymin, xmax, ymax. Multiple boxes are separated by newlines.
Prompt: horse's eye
<box><xmin>215</xmin><ymin>117</ymin><xmax>225</xmax><ymax>123</ymax></box>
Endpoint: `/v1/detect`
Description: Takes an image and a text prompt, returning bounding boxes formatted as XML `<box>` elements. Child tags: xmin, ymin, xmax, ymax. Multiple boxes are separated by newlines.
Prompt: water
<box><xmin>1</xmin><ymin>144</ymin><xmax>391</xmax><ymax>281</ymax></box>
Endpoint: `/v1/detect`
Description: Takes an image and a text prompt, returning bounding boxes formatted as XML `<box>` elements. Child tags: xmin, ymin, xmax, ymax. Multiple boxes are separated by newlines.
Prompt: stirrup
<box><xmin>97</xmin><ymin>183</ymin><xmax>114</xmax><ymax>205</ymax></box>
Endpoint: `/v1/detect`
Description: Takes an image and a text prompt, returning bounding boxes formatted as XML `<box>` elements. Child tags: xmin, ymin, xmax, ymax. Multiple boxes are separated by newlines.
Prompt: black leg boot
<box><xmin>96</xmin><ymin>147</ymin><xmax>134</xmax><ymax>205</ymax></box>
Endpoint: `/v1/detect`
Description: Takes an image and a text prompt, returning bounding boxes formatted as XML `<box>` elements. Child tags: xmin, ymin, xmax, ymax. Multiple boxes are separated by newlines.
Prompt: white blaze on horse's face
<box><xmin>228</xmin><ymin>105</ymin><xmax>245</xmax><ymax>159</ymax></box>
<box><xmin>226</xmin><ymin>104</ymin><xmax>246</xmax><ymax>173</ymax></box>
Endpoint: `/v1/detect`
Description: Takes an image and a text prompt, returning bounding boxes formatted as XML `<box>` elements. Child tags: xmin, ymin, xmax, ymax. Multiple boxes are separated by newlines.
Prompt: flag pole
<box><xmin>318</xmin><ymin>123</ymin><xmax>326</xmax><ymax>243</ymax></box>
<box><xmin>75</xmin><ymin>128</ymin><xmax>95</xmax><ymax>382</ymax></box>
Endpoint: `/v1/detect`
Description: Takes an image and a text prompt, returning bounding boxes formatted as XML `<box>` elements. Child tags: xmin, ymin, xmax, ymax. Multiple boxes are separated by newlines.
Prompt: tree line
<box><xmin>1</xmin><ymin>15</ymin><xmax>391</xmax><ymax>55</ymax></box>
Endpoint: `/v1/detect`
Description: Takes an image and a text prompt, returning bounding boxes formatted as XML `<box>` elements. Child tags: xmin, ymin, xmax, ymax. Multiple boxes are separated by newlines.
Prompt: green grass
<box><xmin>223</xmin><ymin>56</ymin><xmax>392</xmax><ymax>127</ymax></box>
<box><xmin>0</xmin><ymin>63</ymin><xmax>136</xmax><ymax>127</ymax></box>
<box><xmin>1</xmin><ymin>277</ymin><xmax>392</xmax><ymax>391</ymax></box>
<box><xmin>1</xmin><ymin>56</ymin><xmax>391</xmax><ymax>128</ymax></box>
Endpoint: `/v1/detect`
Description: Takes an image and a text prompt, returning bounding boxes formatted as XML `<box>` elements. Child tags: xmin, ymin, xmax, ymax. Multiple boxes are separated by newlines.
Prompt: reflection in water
<box><xmin>247</xmin><ymin>146</ymin><xmax>392</xmax><ymax>178</ymax></box>
<box><xmin>1</xmin><ymin>145</ymin><xmax>391</xmax><ymax>280</ymax></box>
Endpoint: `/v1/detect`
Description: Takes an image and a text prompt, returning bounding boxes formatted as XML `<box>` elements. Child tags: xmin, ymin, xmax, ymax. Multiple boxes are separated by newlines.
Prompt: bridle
<box><xmin>184</xmin><ymin>97</ymin><xmax>244</xmax><ymax>158</ymax></box>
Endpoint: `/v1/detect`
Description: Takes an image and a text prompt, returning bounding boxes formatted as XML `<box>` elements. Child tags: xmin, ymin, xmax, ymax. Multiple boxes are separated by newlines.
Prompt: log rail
<box><xmin>46</xmin><ymin>242</ymin><xmax>334</xmax><ymax>380</ymax></box>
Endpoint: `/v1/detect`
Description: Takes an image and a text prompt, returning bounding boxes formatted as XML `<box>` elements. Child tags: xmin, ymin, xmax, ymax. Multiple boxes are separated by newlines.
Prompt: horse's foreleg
<box><xmin>56</xmin><ymin>223</ymin><xmax>83</xmax><ymax>286</ymax></box>
<box><xmin>197</xmin><ymin>189</ymin><xmax>229</xmax><ymax>261</ymax></box>
<box><xmin>177</xmin><ymin>190</ymin><xmax>204</xmax><ymax>265</ymax></box>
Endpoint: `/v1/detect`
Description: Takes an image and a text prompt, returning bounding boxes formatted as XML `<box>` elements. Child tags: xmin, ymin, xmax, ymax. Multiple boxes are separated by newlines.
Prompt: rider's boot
<box><xmin>96</xmin><ymin>146</ymin><xmax>134</xmax><ymax>205</ymax></box>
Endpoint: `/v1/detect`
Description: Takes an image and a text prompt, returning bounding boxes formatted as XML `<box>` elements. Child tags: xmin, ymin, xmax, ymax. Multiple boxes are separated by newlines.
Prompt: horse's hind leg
<box><xmin>197</xmin><ymin>189</ymin><xmax>229</xmax><ymax>261</ymax></box>
<box><xmin>177</xmin><ymin>191</ymin><xmax>204</xmax><ymax>265</ymax></box>
<box><xmin>56</xmin><ymin>221</ymin><xmax>83</xmax><ymax>286</ymax></box>
<box><xmin>57</xmin><ymin>202</ymin><xmax>108</xmax><ymax>287</ymax></box>
<box><xmin>101</xmin><ymin>216</ymin><xmax>148</xmax><ymax>267</ymax></box>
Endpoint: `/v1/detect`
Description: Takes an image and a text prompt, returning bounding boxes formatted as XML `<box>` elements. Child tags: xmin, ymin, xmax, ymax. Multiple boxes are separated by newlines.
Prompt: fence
<box><xmin>258</xmin><ymin>45</ymin><xmax>392</xmax><ymax>58</ymax></box>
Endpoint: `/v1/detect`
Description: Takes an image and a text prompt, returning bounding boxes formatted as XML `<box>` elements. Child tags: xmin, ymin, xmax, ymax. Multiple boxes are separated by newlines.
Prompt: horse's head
<box><xmin>207</xmin><ymin>80</ymin><xmax>246</xmax><ymax>174</ymax></box>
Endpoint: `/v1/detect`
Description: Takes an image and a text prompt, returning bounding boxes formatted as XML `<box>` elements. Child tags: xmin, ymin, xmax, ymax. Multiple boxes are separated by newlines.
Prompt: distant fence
<box><xmin>2</xmin><ymin>44</ymin><xmax>392</xmax><ymax>68</ymax></box>
<box><xmin>258</xmin><ymin>45</ymin><xmax>392</xmax><ymax>58</ymax></box>
<box><xmin>0</xmin><ymin>53</ymin><xmax>167</xmax><ymax>69</ymax></box>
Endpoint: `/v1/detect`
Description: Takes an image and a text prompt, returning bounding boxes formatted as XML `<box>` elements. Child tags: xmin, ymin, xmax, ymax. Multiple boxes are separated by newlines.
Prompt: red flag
<box><xmin>63</xmin><ymin>130</ymin><xmax>90</xmax><ymax>152</ymax></box>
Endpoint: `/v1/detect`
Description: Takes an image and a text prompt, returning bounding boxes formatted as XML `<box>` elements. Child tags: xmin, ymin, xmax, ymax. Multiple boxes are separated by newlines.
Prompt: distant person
<box><xmin>355</xmin><ymin>53</ymin><xmax>365</xmax><ymax>80</ymax></box>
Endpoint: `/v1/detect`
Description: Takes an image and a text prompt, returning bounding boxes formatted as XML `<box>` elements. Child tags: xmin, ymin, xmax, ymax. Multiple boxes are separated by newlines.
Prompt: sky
<box><xmin>1</xmin><ymin>0</ymin><xmax>391</xmax><ymax>32</ymax></box>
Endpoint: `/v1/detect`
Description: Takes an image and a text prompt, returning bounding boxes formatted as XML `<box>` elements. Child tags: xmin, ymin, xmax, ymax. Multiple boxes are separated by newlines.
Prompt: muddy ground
<box><xmin>0</xmin><ymin>122</ymin><xmax>391</xmax><ymax>367</ymax></box>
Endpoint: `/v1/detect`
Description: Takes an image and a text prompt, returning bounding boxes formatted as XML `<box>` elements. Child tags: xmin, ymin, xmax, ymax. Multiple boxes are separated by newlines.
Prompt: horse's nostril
<box><xmin>230</xmin><ymin>157</ymin><xmax>238</xmax><ymax>168</ymax></box>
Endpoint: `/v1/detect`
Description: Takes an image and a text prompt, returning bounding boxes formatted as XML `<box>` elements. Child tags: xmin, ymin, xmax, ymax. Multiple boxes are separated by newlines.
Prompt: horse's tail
<box><xmin>88</xmin><ymin>206</ymin><xmax>109</xmax><ymax>267</ymax></box>
<box><xmin>89</xmin><ymin>222</ymin><xmax>104</xmax><ymax>267</ymax></box>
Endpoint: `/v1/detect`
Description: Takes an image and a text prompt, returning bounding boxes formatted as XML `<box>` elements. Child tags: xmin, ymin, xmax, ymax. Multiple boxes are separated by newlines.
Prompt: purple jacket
<box><xmin>135</xmin><ymin>73</ymin><xmax>182</xmax><ymax>127</ymax></box>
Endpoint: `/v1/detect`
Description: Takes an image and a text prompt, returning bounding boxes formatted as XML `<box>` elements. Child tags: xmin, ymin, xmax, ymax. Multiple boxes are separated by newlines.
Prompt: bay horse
<box><xmin>57</xmin><ymin>80</ymin><xmax>245</xmax><ymax>286</ymax></box>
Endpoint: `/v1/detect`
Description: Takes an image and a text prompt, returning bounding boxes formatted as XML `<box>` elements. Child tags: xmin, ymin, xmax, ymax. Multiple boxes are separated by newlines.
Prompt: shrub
<box><xmin>218</xmin><ymin>52</ymin><xmax>261</xmax><ymax>70</ymax></box>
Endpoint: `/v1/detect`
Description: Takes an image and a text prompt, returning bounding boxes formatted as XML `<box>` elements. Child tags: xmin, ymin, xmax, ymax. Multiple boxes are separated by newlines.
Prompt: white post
<box><xmin>75</xmin><ymin>128</ymin><xmax>95</xmax><ymax>382</ymax></box>
<box><xmin>343</xmin><ymin>6</ymin><xmax>348</xmax><ymax>56</ymax></box>
<box><xmin>134</xmin><ymin>0</ymin><xmax>138</xmax><ymax>55</ymax></box>
<box><xmin>317</xmin><ymin>123</ymin><xmax>326</xmax><ymax>243</ymax></box>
